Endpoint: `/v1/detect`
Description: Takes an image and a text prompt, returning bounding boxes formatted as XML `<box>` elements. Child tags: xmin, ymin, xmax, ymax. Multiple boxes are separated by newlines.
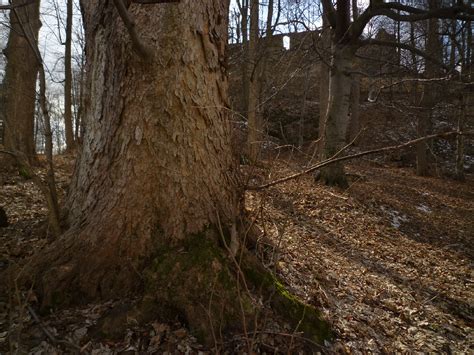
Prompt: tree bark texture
<box><xmin>25</xmin><ymin>0</ymin><xmax>330</xmax><ymax>345</ymax></box>
<box><xmin>320</xmin><ymin>44</ymin><xmax>353</xmax><ymax>187</ymax></box>
<box><xmin>319</xmin><ymin>0</ymin><xmax>352</xmax><ymax>187</ymax></box>
<box><xmin>240</xmin><ymin>0</ymin><xmax>249</xmax><ymax>116</ymax></box>
<box><xmin>3</xmin><ymin>0</ymin><xmax>41</xmax><ymax>160</ymax></box>
<box><xmin>30</xmin><ymin>0</ymin><xmax>237</xmax><ymax>320</ymax></box>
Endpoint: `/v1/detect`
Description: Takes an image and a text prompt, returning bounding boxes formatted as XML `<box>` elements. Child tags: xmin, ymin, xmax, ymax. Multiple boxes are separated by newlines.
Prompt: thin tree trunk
<box><xmin>460</xmin><ymin>18</ymin><xmax>472</xmax><ymax>77</ymax></box>
<box><xmin>10</xmin><ymin>3</ymin><xmax>61</xmax><ymax>236</ymax></box>
<box><xmin>348</xmin><ymin>0</ymin><xmax>360</xmax><ymax>143</ymax></box>
<box><xmin>416</xmin><ymin>0</ymin><xmax>442</xmax><ymax>176</ymax></box>
<box><xmin>3</xmin><ymin>0</ymin><xmax>41</xmax><ymax>161</ymax></box>
<box><xmin>246</xmin><ymin>0</ymin><xmax>261</xmax><ymax>162</ymax></box>
<box><xmin>455</xmin><ymin>95</ymin><xmax>465</xmax><ymax>181</ymax></box>
<box><xmin>320</xmin><ymin>0</ymin><xmax>352</xmax><ymax>187</ymax></box>
<box><xmin>410</xmin><ymin>22</ymin><xmax>418</xmax><ymax>72</ymax></box>
<box><xmin>240</xmin><ymin>0</ymin><xmax>249</xmax><ymax>115</ymax></box>
<box><xmin>469</xmin><ymin>19</ymin><xmax>473</xmax><ymax>80</ymax></box>
<box><xmin>318</xmin><ymin>14</ymin><xmax>330</xmax><ymax>159</ymax></box>
<box><xmin>74</xmin><ymin>56</ymin><xmax>86</xmax><ymax>144</ymax></box>
<box><xmin>320</xmin><ymin>44</ymin><xmax>353</xmax><ymax>187</ymax></box>
<box><xmin>64</xmin><ymin>0</ymin><xmax>75</xmax><ymax>152</ymax></box>
<box><xmin>449</xmin><ymin>3</ymin><xmax>456</xmax><ymax>71</ymax></box>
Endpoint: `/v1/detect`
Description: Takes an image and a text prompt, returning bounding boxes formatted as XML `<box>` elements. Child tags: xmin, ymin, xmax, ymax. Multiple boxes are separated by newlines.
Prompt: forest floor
<box><xmin>0</xmin><ymin>153</ymin><xmax>473</xmax><ymax>354</ymax></box>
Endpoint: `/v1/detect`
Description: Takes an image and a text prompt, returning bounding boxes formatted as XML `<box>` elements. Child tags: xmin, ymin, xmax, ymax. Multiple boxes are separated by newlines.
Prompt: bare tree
<box><xmin>318</xmin><ymin>0</ymin><xmax>473</xmax><ymax>186</ymax></box>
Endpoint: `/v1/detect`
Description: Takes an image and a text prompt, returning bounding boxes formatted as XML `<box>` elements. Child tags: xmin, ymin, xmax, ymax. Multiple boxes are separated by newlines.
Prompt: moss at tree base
<box><xmin>142</xmin><ymin>226</ymin><xmax>331</xmax><ymax>347</ymax></box>
<box><xmin>143</xmin><ymin>228</ymin><xmax>255</xmax><ymax>345</ymax></box>
<box><xmin>89</xmin><ymin>225</ymin><xmax>331</xmax><ymax>349</ymax></box>
<box><xmin>243</xmin><ymin>255</ymin><xmax>332</xmax><ymax>345</ymax></box>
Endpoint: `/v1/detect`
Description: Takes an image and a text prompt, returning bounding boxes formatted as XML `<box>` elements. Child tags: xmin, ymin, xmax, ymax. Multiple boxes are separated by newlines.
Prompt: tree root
<box><xmin>91</xmin><ymin>227</ymin><xmax>331</xmax><ymax>348</ymax></box>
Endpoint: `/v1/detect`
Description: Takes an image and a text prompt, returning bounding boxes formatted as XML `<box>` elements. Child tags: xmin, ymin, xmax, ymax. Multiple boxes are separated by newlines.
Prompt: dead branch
<box><xmin>113</xmin><ymin>0</ymin><xmax>152</xmax><ymax>59</ymax></box>
<box><xmin>27</xmin><ymin>305</ymin><xmax>81</xmax><ymax>351</ymax></box>
<box><xmin>249</xmin><ymin>130</ymin><xmax>474</xmax><ymax>190</ymax></box>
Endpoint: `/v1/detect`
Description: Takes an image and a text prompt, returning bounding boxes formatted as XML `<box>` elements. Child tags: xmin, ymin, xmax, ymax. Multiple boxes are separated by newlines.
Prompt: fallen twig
<box><xmin>27</xmin><ymin>305</ymin><xmax>81</xmax><ymax>351</ymax></box>
<box><xmin>248</xmin><ymin>130</ymin><xmax>474</xmax><ymax>190</ymax></box>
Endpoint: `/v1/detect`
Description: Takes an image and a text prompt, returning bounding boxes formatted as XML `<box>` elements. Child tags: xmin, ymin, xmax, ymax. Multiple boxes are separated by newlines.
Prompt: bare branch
<box><xmin>249</xmin><ymin>130</ymin><xmax>474</xmax><ymax>190</ymax></box>
<box><xmin>320</xmin><ymin>0</ymin><xmax>336</xmax><ymax>28</ymax></box>
<box><xmin>0</xmin><ymin>0</ymin><xmax>35</xmax><ymax>11</ymax></box>
<box><xmin>358</xmin><ymin>39</ymin><xmax>450</xmax><ymax>71</ymax></box>
<box><xmin>351</xmin><ymin>3</ymin><xmax>474</xmax><ymax>42</ymax></box>
<box><xmin>113</xmin><ymin>0</ymin><xmax>152</xmax><ymax>59</ymax></box>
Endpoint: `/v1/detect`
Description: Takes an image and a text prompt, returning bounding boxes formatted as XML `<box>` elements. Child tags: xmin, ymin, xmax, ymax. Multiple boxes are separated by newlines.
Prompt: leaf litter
<box><xmin>0</xmin><ymin>155</ymin><xmax>473</xmax><ymax>353</ymax></box>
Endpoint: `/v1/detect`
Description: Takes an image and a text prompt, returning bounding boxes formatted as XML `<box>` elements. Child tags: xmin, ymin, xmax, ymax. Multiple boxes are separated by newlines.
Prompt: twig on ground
<box><xmin>249</xmin><ymin>130</ymin><xmax>474</xmax><ymax>190</ymax></box>
<box><xmin>27</xmin><ymin>305</ymin><xmax>81</xmax><ymax>351</ymax></box>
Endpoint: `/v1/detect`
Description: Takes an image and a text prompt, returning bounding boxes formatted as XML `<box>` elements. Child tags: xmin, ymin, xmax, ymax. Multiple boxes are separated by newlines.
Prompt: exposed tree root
<box><xmin>23</xmin><ymin>225</ymin><xmax>331</xmax><ymax>349</ymax></box>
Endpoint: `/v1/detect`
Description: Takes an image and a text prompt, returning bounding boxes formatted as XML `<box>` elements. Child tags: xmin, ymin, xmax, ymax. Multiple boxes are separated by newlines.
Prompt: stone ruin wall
<box><xmin>227</xmin><ymin>30</ymin><xmax>402</xmax><ymax>145</ymax></box>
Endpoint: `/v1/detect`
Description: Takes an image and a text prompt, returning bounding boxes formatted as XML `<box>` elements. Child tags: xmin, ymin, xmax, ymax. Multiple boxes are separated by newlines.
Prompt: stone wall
<box><xmin>228</xmin><ymin>30</ymin><xmax>399</xmax><ymax>145</ymax></box>
<box><xmin>228</xmin><ymin>31</ymin><xmax>323</xmax><ymax>145</ymax></box>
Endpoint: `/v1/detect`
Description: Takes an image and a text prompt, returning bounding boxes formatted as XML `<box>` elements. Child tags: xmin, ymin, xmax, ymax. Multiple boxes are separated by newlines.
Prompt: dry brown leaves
<box><xmin>247</xmin><ymin>158</ymin><xmax>473</xmax><ymax>353</ymax></box>
<box><xmin>1</xmin><ymin>155</ymin><xmax>473</xmax><ymax>353</ymax></box>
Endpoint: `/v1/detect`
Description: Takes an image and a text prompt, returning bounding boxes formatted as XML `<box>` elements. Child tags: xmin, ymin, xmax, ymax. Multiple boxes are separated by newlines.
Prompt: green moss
<box><xmin>243</xmin><ymin>260</ymin><xmax>332</xmax><ymax>344</ymax></box>
<box><xmin>18</xmin><ymin>166</ymin><xmax>32</xmax><ymax>179</ymax></box>
<box><xmin>143</xmin><ymin>227</ymin><xmax>255</xmax><ymax>345</ymax></box>
<box><xmin>142</xmin><ymin>226</ymin><xmax>331</xmax><ymax>347</ymax></box>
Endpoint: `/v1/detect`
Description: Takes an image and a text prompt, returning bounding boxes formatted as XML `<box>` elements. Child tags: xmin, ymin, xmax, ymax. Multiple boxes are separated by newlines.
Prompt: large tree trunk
<box><xmin>25</xmin><ymin>0</ymin><xmax>329</xmax><ymax>346</ymax></box>
<box><xmin>3</xmin><ymin>0</ymin><xmax>41</xmax><ymax>161</ymax></box>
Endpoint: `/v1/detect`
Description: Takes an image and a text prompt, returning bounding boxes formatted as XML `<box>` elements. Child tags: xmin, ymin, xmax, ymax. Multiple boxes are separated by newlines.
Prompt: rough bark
<box><xmin>64</xmin><ymin>0</ymin><xmax>75</xmax><ymax>151</ymax></box>
<box><xmin>23</xmin><ymin>0</ymin><xmax>329</xmax><ymax>346</ymax></box>
<box><xmin>43</xmin><ymin>0</ymin><xmax>238</xmax><ymax>297</ymax></box>
<box><xmin>3</xmin><ymin>0</ymin><xmax>41</xmax><ymax>161</ymax></box>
